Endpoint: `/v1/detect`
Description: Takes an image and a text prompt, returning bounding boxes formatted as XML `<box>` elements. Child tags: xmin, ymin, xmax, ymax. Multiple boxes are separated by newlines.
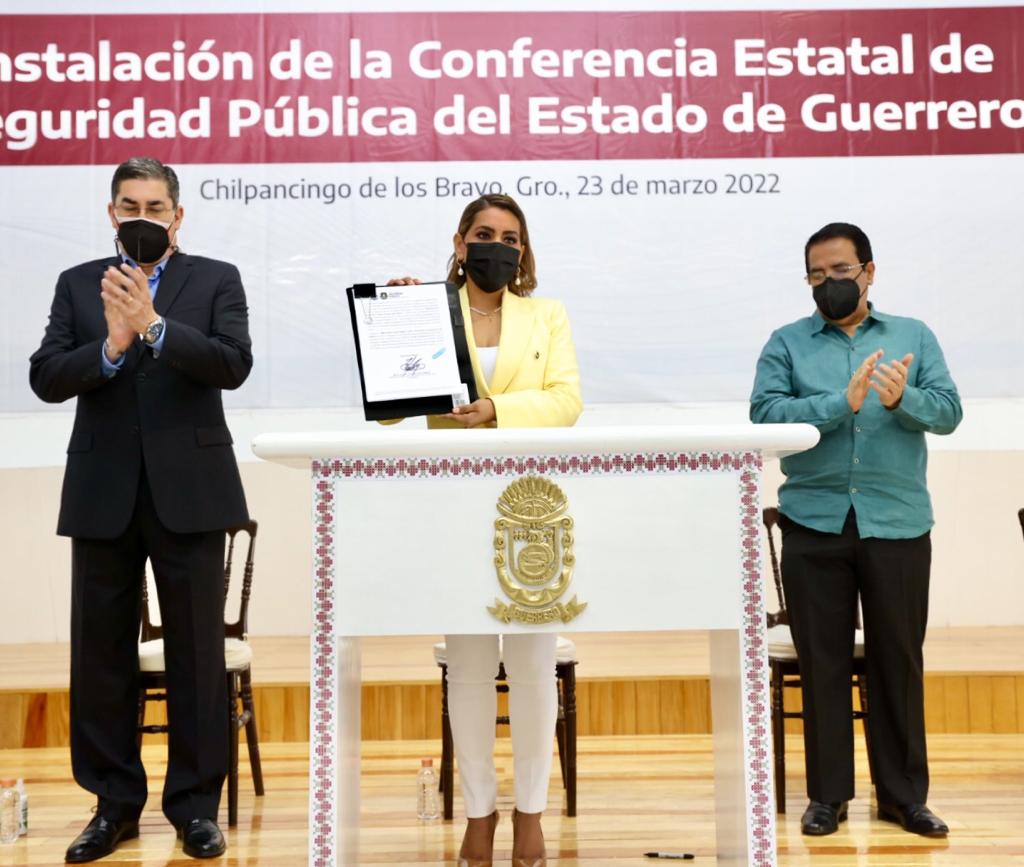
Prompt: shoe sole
<box><xmin>182</xmin><ymin>845</ymin><xmax>227</xmax><ymax>859</ymax></box>
<box><xmin>801</xmin><ymin>824</ymin><xmax>843</xmax><ymax>836</ymax></box>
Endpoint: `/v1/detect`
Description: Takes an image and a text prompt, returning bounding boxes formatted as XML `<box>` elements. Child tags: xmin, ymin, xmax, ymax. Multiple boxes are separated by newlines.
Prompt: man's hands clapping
<box><xmin>871</xmin><ymin>353</ymin><xmax>914</xmax><ymax>409</ymax></box>
<box><xmin>847</xmin><ymin>349</ymin><xmax>915</xmax><ymax>412</ymax></box>
<box><xmin>847</xmin><ymin>350</ymin><xmax>883</xmax><ymax>413</ymax></box>
<box><xmin>100</xmin><ymin>264</ymin><xmax>156</xmax><ymax>358</ymax></box>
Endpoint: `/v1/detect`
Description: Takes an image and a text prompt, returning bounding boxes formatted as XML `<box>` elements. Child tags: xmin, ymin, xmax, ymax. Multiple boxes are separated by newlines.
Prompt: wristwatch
<box><xmin>141</xmin><ymin>316</ymin><xmax>165</xmax><ymax>346</ymax></box>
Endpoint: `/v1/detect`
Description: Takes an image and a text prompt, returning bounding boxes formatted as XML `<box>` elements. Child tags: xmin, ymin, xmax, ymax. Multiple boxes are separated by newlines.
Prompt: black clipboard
<box><xmin>346</xmin><ymin>281</ymin><xmax>479</xmax><ymax>421</ymax></box>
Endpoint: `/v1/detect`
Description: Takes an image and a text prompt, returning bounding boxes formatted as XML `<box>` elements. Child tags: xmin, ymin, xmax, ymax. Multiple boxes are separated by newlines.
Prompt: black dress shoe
<box><xmin>177</xmin><ymin>818</ymin><xmax>226</xmax><ymax>859</ymax></box>
<box><xmin>800</xmin><ymin>800</ymin><xmax>849</xmax><ymax>836</ymax></box>
<box><xmin>65</xmin><ymin>814</ymin><xmax>139</xmax><ymax>863</ymax></box>
<box><xmin>878</xmin><ymin>802</ymin><xmax>949</xmax><ymax>837</ymax></box>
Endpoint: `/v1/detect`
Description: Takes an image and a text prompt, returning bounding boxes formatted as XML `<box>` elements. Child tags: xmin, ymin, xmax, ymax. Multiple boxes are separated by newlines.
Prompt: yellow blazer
<box><xmin>428</xmin><ymin>287</ymin><xmax>582</xmax><ymax>429</ymax></box>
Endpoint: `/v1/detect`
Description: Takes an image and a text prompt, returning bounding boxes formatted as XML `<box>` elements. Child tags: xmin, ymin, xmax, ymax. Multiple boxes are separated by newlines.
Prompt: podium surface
<box><xmin>253</xmin><ymin>423</ymin><xmax>818</xmax><ymax>866</ymax></box>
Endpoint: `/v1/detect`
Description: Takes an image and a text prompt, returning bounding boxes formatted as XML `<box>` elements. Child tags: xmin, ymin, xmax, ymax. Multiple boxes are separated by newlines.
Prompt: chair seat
<box><xmin>766</xmin><ymin>624</ymin><xmax>865</xmax><ymax>661</ymax></box>
<box><xmin>433</xmin><ymin>635</ymin><xmax>577</xmax><ymax>666</ymax></box>
<box><xmin>139</xmin><ymin>637</ymin><xmax>254</xmax><ymax>673</ymax></box>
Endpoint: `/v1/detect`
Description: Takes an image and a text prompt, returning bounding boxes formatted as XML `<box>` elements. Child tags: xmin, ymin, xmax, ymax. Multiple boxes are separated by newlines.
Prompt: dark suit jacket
<box><xmin>29</xmin><ymin>252</ymin><xmax>252</xmax><ymax>539</ymax></box>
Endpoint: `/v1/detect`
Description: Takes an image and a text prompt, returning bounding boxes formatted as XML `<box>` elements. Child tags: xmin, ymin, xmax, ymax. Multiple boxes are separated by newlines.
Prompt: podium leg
<box><xmin>337</xmin><ymin>636</ymin><xmax>362</xmax><ymax>865</ymax></box>
<box><xmin>710</xmin><ymin>628</ymin><xmax>748</xmax><ymax>866</ymax></box>
<box><xmin>308</xmin><ymin>632</ymin><xmax>361</xmax><ymax>867</ymax></box>
<box><xmin>310</xmin><ymin>465</ymin><xmax>364</xmax><ymax>866</ymax></box>
<box><xmin>710</xmin><ymin>627</ymin><xmax>777</xmax><ymax>867</ymax></box>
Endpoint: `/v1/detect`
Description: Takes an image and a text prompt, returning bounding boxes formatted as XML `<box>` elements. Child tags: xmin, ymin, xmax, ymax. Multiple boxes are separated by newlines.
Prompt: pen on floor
<box><xmin>644</xmin><ymin>854</ymin><xmax>695</xmax><ymax>860</ymax></box>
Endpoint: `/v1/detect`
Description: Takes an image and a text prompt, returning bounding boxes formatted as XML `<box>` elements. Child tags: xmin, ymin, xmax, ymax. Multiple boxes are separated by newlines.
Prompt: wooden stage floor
<box><xmin>0</xmin><ymin>732</ymin><xmax>1021</xmax><ymax>865</ymax></box>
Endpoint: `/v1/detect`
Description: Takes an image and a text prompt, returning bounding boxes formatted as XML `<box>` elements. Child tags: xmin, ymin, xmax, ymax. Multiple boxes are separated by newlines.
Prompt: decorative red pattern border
<box><xmin>310</xmin><ymin>472</ymin><xmax>339</xmax><ymax>867</ymax></box>
<box><xmin>315</xmin><ymin>449</ymin><xmax>759</xmax><ymax>480</ymax></box>
<box><xmin>739</xmin><ymin>466</ymin><xmax>775</xmax><ymax>866</ymax></box>
<box><xmin>308</xmin><ymin>449</ymin><xmax>775</xmax><ymax>867</ymax></box>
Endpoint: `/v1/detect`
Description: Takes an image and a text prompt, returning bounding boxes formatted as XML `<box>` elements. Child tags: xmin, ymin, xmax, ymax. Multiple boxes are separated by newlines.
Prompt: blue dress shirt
<box><xmin>750</xmin><ymin>305</ymin><xmax>962</xmax><ymax>539</ymax></box>
<box><xmin>101</xmin><ymin>257</ymin><xmax>168</xmax><ymax>376</ymax></box>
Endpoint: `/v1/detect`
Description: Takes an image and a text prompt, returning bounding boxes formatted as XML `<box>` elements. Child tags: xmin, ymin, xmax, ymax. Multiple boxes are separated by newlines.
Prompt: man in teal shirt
<box><xmin>751</xmin><ymin>222</ymin><xmax>961</xmax><ymax>838</ymax></box>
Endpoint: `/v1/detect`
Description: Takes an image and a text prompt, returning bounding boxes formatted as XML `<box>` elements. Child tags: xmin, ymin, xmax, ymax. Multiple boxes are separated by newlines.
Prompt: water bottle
<box><xmin>416</xmin><ymin>759</ymin><xmax>439</xmax><ymax>820</ymax></box>
<box><xmin>16</xmin><ymin>780</ymin><xmax>27</xmax><ymax>836</ymax></box>
<box><xmin>0</xmin><ymin>779</ymin><xmax>20</xmax><ymax>844</ymax></box>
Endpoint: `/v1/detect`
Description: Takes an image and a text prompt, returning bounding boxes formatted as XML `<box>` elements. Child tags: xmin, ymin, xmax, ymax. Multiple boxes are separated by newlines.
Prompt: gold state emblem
<box><xmin>488</xmin><ymin>476</ymin><xmax>587</xmax><ymax>625</ymax></box>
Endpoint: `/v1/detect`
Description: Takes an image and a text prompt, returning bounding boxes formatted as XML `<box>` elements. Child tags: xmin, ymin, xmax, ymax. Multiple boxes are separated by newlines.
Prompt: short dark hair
<box><xmin>111</xmin><ymin>157</ymin><xmax>180</xmax><ymax>208</ymax></box>
<box><xmin>804</xmin><ymin>222</ymin><xmax>873</xmax><ymax>273</ymax></box>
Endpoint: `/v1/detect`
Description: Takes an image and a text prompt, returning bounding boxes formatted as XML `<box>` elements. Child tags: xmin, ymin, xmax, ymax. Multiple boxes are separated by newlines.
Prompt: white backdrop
<box><xmin>2</xmin><ymin>0</ymin><xmax>1024</xmax><ymax>416</ymax></box>
<box><xmin>6</xmin><ymin>156</ymin><xmax>1023</xmax><ymax>412</ymax></box>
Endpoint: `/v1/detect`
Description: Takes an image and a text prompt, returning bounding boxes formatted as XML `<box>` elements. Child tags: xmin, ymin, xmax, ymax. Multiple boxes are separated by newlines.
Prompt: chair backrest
<box><xmin>140</xmin><ymin>520</ymin><xmax>259</xmax><ymax>643</ymax></box>
<box><xmin>762</xmin><ymin>507</ymin><xmax>788</xmax><ymax>629</ymax></box>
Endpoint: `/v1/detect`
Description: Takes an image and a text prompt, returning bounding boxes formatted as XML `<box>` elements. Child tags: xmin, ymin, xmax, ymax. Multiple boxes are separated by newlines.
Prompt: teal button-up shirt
<box><xmin>750</xmin><ymin>305</ymin><xmax>962</xmax><ymax>539</ymax></box>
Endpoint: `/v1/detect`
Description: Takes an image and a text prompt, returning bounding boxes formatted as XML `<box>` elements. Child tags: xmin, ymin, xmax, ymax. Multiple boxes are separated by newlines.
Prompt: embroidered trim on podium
<box><xmin>739</xmin><ymin>465</ymin><xmax>775</xmax><ymax>866</ymax></box>
<box><xmin>308</xmin><ymin>450</ymin><xmax>775</xmax><ymax>867</ymax></box>
<box><xmin>310</xmin><ymin>469</ymin><xmax>338</xmax><ymax>867</ymax></box>
<box><xmin>316</xmin><ymin>449</ymin><xmax>761</xmax><ymax>480</ymax></box>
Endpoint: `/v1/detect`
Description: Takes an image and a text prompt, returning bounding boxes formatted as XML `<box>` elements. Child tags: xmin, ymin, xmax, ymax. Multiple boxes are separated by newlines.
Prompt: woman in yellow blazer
<box><xmin>390</xmin><ymin>194</ymin><xmax>581</xmax><ymax>866</ymax></box>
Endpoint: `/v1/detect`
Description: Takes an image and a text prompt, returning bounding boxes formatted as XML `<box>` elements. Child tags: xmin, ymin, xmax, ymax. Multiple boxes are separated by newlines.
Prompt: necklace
<box><xmin>469</xmin><ymin>305</ymin><xmax>502</xmax><ymax>317</ymax></box>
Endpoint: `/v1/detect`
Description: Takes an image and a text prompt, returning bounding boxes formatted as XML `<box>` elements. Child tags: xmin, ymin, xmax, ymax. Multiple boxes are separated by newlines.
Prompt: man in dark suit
<box><xmin>30</xmin><ymin>158</ymin><xmax>252</xmax><ymax>862</ymax></box>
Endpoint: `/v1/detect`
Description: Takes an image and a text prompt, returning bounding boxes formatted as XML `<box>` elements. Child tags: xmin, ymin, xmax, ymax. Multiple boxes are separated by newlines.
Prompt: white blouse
<box><xmin>476</xmin><ymin>345</ymin><xmax>499</xmax><ymax>388</ymax></box>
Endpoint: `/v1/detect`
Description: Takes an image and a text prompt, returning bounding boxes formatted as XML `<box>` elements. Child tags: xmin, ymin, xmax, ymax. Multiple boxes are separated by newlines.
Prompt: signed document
<box><xmin>346</xmin><ymin>281</ymin><xmax>478</xmax><ymax>420</ymax></box>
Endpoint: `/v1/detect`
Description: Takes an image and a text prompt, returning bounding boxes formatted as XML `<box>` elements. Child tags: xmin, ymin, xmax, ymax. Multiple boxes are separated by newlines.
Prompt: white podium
<box><xmin>253</xmin><ymin>423</ymin><xmax>818</xmax><ymax>867</ymax></box>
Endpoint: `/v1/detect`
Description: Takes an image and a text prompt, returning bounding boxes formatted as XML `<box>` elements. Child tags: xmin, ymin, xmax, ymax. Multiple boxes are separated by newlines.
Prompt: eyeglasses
<box><xmin>115</xmin><ymin>204</ymin><xmax>175</xmax><ymax>219</ymax></box>
<box><xmin>806</xmin><ymin>263</ymin><xmax>866</xmax><ymax>286</ymax></box>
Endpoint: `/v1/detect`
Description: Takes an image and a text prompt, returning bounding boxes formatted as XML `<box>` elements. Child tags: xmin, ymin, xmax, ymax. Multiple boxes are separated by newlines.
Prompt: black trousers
<box><xmin>69</xmin><ymin>468</ymin><xmax>228</xmax><ymax>825</ymax></box>
<box><xmin>780</xmin><ymin>508</ymin><xmax>931</xmax><ymax>807</ymax></box>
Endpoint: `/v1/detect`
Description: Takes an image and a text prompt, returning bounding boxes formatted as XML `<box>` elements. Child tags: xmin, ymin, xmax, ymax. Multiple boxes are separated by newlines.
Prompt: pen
<box><xmin>644</xmin><ymin>854</ymin><xmax>695</xmax><ymax>860</ymax></box>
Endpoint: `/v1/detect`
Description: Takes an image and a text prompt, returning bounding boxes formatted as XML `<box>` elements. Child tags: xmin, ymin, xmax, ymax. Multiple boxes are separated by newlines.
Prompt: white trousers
<box><xmin>445</xmin><ymin>633</ymin><xmax>558</xmax><ymax>817</ymax></box>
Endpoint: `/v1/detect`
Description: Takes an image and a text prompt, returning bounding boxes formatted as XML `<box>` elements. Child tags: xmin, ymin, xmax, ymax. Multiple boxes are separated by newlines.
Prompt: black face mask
<box><xmin>464</xmin><ymin>242</ymin><xmax>521</xmax><ymax>293</ymax></box>
<box><xmin>813</xmin><ymin>277</ymin><xmax>863</xmax><ymax>321</ymax></box>
<box><xmin>116</xmin><ymin>218</ymin><xmax>172</xmax><ymax>265</ymax></box>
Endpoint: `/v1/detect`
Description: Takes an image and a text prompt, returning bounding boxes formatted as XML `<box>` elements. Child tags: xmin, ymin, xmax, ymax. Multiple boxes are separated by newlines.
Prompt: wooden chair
<box><xmin>433</xmin><ymin>636</ymin><xmax>578</xmax><ymax>819</ymax></box>
<box><xmin>762</xmin><ymin>507</ymin><xmax>873</xmax><ymax>814</ymax></box>
<box><xmin>136</xmin><ymin>520</ymin><xmax>265</xmax><ymax>827</ymax></box>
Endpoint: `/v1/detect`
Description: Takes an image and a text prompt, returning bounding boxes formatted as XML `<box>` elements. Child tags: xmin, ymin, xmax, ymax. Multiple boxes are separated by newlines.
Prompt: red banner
<box><xmin>1</xmin><ymin>8</ymin><xmax>1022</xmax><ymax>165</ymax></box>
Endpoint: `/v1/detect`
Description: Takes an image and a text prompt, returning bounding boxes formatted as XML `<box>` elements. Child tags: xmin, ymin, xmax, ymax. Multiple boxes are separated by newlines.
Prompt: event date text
<box><xmin>410</xmin><ymin>172</ymin><xmax>783</xmax><ymax>199</ymax></box>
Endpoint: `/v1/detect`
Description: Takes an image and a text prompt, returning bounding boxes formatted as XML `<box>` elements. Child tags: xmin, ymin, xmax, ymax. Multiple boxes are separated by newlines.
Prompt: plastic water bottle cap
<box><xmin>420</xmin><ymin>759</ymin><xmax>433</xmax><ymax>767</ymax></box>
<box><xmin>0</xmin><ymin>780</ymin><xmax>15</xmax><ymax>788</ymax></box>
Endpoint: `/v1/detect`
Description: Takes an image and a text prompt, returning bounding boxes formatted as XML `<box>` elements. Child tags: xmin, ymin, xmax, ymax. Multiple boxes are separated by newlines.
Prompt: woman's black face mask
<box><xmin>464</xmin><ymin>242</ymin><xmax>520</xmax><ymax>293</ymax></box>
